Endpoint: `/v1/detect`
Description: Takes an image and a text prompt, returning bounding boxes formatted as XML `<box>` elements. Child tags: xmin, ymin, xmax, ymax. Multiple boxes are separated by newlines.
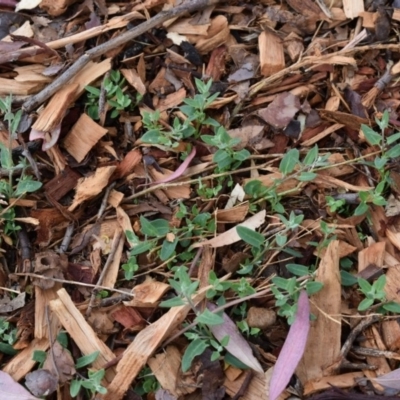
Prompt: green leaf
<box><xmin>361</xmin><ymin>124</ymin><xmax>382</xmax><ymax>146</ymax></box>
<box><xmin>75</xmin><ymin>351</ymin><xmax>100</xmax><ymax>369</ymax></box>
<box><xmin>224</xmin><ymin>352</ymin><xmax>250</xmax><ymax>369</ymax></box>
<box><xmin>340</xmin><ymin>270</ymin><xmax>357</xmax><ymax>286</ymax></box>
<box><xmin>70</xmin><ymin>379</ymin><xmax>82</xmax><ymax>397</ymax></box>
<box><xmin>141</xmin><ymin>130</ymin><xmax>162</xmax><ymax>144</ymax></box>
<box><xmin>374</xmin><ymin>274</ymin><xmax>386</xmax><ymax>292</ymax></box>
<box><xmin>354</xmin><ymin>202</ymin><xmax>369</xmax><ymax>216</ymax></box>
<box><xmin>14</xmin><ymin>179</ymin><xmax>42</xmax><ymax>196</ymax></box>
<box><xmin>0</xmin><ymin>342</ymin><xmax>17</xmax><ymax>355</ymax></box>
<box><xmin>140</xmin><ymin>217</ymin><xmax>169</xmax><ymax>237</ymax></box>
<box><xmin>160</xmin><ymin>238</ymin><xmax>178</xmax><ymax>261</ymax></box>
<box><xmin>279</xmin><ymin>148</ymin><xmax>299</xmax><ymax>175</ymax></box>
<box><xmin>0</xmin><ymin>145</ymin><xmax>11</xmax><ymax>169</ymax></box>
<box><xmin>382</xmin><ymin>301</ymin><xmax>400</xmax><ymax>313</ymax></box>
<box><xmin>386</xmin><ymin>144</ymin><xmax>400</xmax><ymax>159</ymax></box>
<box><xmin>306</xmin><ymin>281</ymin><xmax>324</xmax><ymax>295</ymax></box>
<box><xmin>358</xmin><ymin>298</ymin><xmax>374</xmax><ymax>311</ymax></box>
<box><xmin>358</xmin><ymin>277</ymin><xmax>372</xmax><ymax>294</ymax></box>
<box><xmin>236</xmin><ymin>226</ymin><xmax>264</xmax><ymax>248</ymax></box>
<box><xmin>85</xmin><ymin>86</ymin><xmax>100</xmax><ymax>96</ymax></box>
<box><xmin>130</xmin><ymin>241</ymin><xmax>153</xmax><ymax>256</ymax></box>
<box><xmin>159</xmin><ymin>297</ymin><xmax>186</xmax><ymax>308</ymax></box>
<box><xmin>297</xmin><ymin>172</ymin><xmax>317</xmax><ymax>181</ymax></box>
<box><xmin>271</xmin><ymin>276</ymin><xmax>290</xmax><ymax>290</ymax></box>
<box><xmin>32</xmin><ymin>350</ymin><xmax>47</xmax><ymax>363</ymax></box>
<box><xmin>303</xmin><ymin>145</ymin><xmax>319</xmax><ymax>166</ymax></box>
<box><xmin>181</xmin><ymin>339</ymin><xmax>208</xmax><ymax>372</ymax></box>
<box><xmin>195</xmin><ymin>309</ymin><xmax>224</xmax><ymax>326</ymax></box>
<box><xmin>286</xmin><ymin>263</ymin><xmax>309</xmax><ymax>276</ymax></box>
<box><xmin>386</xmin><ymin>132</ymin><xmax>400</xmax><ymax>145</ymax></box>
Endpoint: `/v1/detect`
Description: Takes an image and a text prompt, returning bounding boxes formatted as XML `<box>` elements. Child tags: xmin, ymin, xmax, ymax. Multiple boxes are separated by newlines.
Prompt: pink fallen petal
<box><xmin>150</xmin><ymin>147</ymin><xmax>196</xmax><ymax>186</ymax></box>
<box><xmin>373</xmin><ymin>368</ymin><xmax>400</xmax><ymax>390</ymax></box>
<box><xmin>0</xmin><ymin>370</ymin><xmax>40</xmax><ymax>399</ymax></box>
<box><xmin>207</xmin><ymin>303</ymin><xmax>263</xmax><ymax>373</ymax></box>
<box><xmin>29</xmin><ymin>123</ymin><xmax>61</xmax><ymax>151</ymax></box>
<box><xmin>269</xmin><ymin>291</ymin><xmax>310</xmax><ymax>400</ymax></box>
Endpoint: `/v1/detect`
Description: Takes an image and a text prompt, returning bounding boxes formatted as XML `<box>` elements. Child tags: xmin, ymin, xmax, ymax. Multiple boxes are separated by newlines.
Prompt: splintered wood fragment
<box><xmin>259</xmin><ymin>30</ymin><xmax>285</xmax><ymax>77</ymax></box>
<box><xmin>225</xmin><ymin>371</ymin><xmax>266</xmax><ymax>400</ymax></box>
<box><xmin>44</xmin><ymin>167</ymin><xmax>81</xmax><ymax>202</ymax></box>
<box><xmin>195</xmin><ymin>15</ymin><xmax>230</xmax><ymax>54</ymax></box>
<box><xmin>100</xmin><ymin>228</ymin><xmax>124</xmax><ymax>288</ymax></box>
<box><xmin>124</xmin><ymin>277</ymin><xmax>170</xmax><ymax>308</ymax></box>
<box><xmin>215</xmin><ymin>203</ymin><xmax>249</xmax><ymax>223</ymax></box>
<box><xmin>68</xmin><ymin>166</ymin><xmax>116</xmax><ymax>211</ymax></box>
<box><xmin>382</xmin><ymin>320</ymin><xmax>400</xmax><ymax>351</ymax></box>
<box><xmin>63</xmin><ymin>114</ymin><xmax>108</xmax><ymax>162</ymax></box>
<box><xmin>32</xmin><ymin>84</ymin><xmax>79</xmax><ymax>132</ymax></box>
<box><xmin>111</xmin><ymin>148</ymin><xmax>142</xmax><ymax>181</ymax></box>
<box><xmin>34</xmin><ymin>251</ymin><xmax>67</xmax><ymax>339</ymax></box>
<box><xmin>107</xmin><ymin>190</ymin><xmax>124</xmax><ymax>208</ymax></box>
<box><xmin>100</xmin><ymin>292</ymin><xmax>206</xmax><ymax>400</ymax></box>
<box><xmin>14</xmin><ymin>65</ymin><xmax>53</xmax><ymax>83</ymax></box>
<box><xmin>361</xmin><ymin>325</ymin><xmax>391</xmax><ymax>391</ymax></box>
<box><xmin>297</xmin><ymin>240</ymin><xmax>341</xmax><ymax>383</ymax></box>
<box><xmin>148</xmin><ymin>167</ymin><xmax>191</xmax><ymax>200</ymax></box>
<box><xmin>358</xmin><ymin>242</ymin><xmax>385</xmax><ymax>274</ymax></box>
<box><xmin>0</xmin><ymin>78</ymin><xmax>44</xmax><ymax>95</ymax></box>
<box><xmin>39</xmin><ymin>0</ymin><xmax>80</xmax><ymax>16</ymax></box>
<box><xmin>121</xmin><ymin>68</ymin><xmax>146</xmax><ymax>95</ymax></box>
<box><xmin>3</xmin><ymin>338</ymin><xmax>49</xmax><ymax>381</ymax></box>
<box><xmin>49</xmin><ymin>288</ymin><xmax>117</xmax><ymax>383</ymax></box>
<box><xmin>148</xmin><ymin>346</ymin><xmax>197</xmax><ymax>397</ymax></box>
<box><xmin>303</xmin><ymin>372</ymin><xmax>364</xmax><ymax>396</ymax></box>
<box><xmin>343</xmin><ymin>0</ymin><xmax>364</xmax><ymax>19</ymax></box>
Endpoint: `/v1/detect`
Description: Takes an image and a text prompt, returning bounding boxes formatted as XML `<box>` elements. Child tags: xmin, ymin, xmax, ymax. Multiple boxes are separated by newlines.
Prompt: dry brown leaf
<box><xmin>68</xmin><ymin>166</ymin><xmax>116</xmax><ymax>211</ymax></box>
<box><xmin>192</xmin><ymin>209</ymin><xmax>266</xmax><ymax>248</ymax></box>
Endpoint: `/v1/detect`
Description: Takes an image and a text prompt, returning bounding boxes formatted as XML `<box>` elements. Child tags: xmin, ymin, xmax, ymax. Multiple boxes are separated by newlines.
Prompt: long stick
<box><xmin>22</xmin><ymin>0</ymin><xmax>219</xmax><ymax>112</ymax></box>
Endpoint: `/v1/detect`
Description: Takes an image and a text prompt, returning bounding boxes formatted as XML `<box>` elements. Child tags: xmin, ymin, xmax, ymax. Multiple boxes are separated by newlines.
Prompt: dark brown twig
<box><xmin>22</xmin><ymin>0</ymin><xmax>220</xmax><ymax>112</ymax></box>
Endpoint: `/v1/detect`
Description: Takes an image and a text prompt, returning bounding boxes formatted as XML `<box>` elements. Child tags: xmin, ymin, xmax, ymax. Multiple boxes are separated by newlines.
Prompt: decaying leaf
<box><xmin>258</xmin><ymin>92</ymin><xmax>301</xmax><ymax>129</ymax></box>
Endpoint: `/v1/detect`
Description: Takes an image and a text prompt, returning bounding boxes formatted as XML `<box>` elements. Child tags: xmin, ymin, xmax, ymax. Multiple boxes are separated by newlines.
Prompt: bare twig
<box><xmin>22</xmin><ymin>0</ymin><xmax>220</xmax><ymax>112</ymax></box>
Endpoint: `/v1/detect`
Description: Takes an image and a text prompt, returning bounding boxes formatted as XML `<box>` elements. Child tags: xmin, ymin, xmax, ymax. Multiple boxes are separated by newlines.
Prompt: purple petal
<box><xmin>374</xmin><ymin>368</ymin><xmax>400</xmax><ymax>390</ymax></box>
<box><xmin>207</xmin><ymin>303</ymin><xmax>263</xmax><ymax>373</ymax></box>
<box><xmin>150</xmin><ymin>147</ymin><xmax>196</xmax><ymax>186</ymax></box>
<box><xmin>269</xmin><ymin>291</ymin><xmax>310</xmax><ymax>400</ymax></box>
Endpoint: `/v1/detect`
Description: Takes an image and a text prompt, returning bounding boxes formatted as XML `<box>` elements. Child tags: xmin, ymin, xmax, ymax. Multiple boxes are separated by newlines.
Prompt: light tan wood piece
<box><xmin>259</xmin><ymin>30</ymin><xmax>285</xmax><ymax>77</ymax></box>
<box><xmin>63</xmin><ymin>114</ymin><xmax>108</xmax><ymax>162</ymax></box>
<box><xmin>297</xmin><ymin>240</ymin><xmax>341</xmax><ymax>383</ymax></box>
<box><xmin>49</xmin><ymin>288</ymin><xmax>117</xmax><ymax>384</ymax></box>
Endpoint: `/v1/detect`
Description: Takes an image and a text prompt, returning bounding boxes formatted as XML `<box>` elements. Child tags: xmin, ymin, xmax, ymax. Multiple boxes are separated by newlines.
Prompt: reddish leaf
<box><xmin>269</xmin><ymin>291</ymin><xmax>310</xmax><ymax>400</ymax></box>
<box><xmin>0</xmin><ymin>370</ymin><xmax>40</xmax><ymax>400</ymax></box>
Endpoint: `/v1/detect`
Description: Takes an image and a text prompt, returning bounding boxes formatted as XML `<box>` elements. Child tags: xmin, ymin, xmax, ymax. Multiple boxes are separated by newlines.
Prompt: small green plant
<box><xmin>70</xmin><ymin>351</ymin><xmax>107</xmax><ymax>397</ymax></box>
<box><xmin>325</xmin><ymin>196</ymin><xmax>346</xmax><ymax>213</ymax></box>
<box><xmin>122</xmin><ymin>205</ymin><xmax>215</xmax><ymax>280</ymax></box>
<box><xmin>85</xmin><ymin>70</ymin><xmax>139</xmax><ymax>120</ymax></box>
<box><xmin>357</xmin><ymin>275</ymin><xmax>400</xmax><ymax>313</ymax></box>
<box><xmin>0</xmin><ymin>318</ymin><xmax>17</xmax><ymax>355</ymax></box>
<box><xmin>134</xmin><ymin>367</ymin><xmax>160</xmax><ymax>395</ymax></box>
<box><xmin>0</xmin><ymin>95</ymin><xmax>42</xmax><ymax>241</ymax></box>
<box><xmin>141</xmin><ymin>78</ymin><xmax>250</xmax><ymax>172</ymax></box>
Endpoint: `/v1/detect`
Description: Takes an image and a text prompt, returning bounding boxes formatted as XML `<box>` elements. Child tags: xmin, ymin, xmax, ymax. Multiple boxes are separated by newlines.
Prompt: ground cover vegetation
<box><xmin>1</xmin><ymin>0</ymin><xmax>400</xmax><ymax>399</ymax></box>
